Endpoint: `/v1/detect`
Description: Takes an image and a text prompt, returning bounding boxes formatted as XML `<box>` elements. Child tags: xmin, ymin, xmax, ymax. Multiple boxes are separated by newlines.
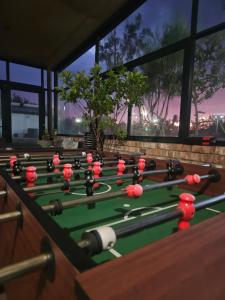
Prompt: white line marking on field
<box><xmin>109</xmin><ymin>248</ymin><xmax>122</xmax><ymax>258</ymax></box>
<box><xmin>71</xmin><ymin>182</ymin><xmax>111</xmax><ymax>196</ymax></box>
<box><xmin>86</xmin><ymin>203</ymin><xmax>177</xmax><ymax>232</ymax></box>
<box><xmin>206</xmin><ymin>207</ymin><xmax>221</xmax><ymax>214</ymax></box>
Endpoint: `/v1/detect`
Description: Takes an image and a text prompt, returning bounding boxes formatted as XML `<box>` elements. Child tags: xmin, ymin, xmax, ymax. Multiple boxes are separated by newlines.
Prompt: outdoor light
<box><xmin>75</xmin><ymin>118</ymin><xmax>82</xmax><ymax>123</ymax></box>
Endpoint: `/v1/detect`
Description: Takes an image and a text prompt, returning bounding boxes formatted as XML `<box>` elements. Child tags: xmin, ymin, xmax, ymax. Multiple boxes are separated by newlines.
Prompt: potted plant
<box><xmin>56</xmin><ymin>65</ymin><xmax>147</xmax><ymax>153</ymax></box>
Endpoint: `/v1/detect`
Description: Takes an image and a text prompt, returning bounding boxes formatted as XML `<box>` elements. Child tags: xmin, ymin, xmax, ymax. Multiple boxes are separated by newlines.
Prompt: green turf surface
<box><xmin>25</xmin><ymin>170</ymin><xmax>225</xmax><ymax>264</ymax></box>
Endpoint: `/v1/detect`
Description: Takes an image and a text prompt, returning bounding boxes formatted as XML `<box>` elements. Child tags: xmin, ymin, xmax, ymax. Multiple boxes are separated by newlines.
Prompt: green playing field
<box><xmin>24</xmin><ymin>169</ymin><xmax>225</xmax><ymax>264</ymax></box>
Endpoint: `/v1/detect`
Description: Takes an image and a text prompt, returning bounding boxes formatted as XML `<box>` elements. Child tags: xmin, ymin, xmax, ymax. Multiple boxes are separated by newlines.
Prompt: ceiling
<box><xmin>0</xmin><ymin>0</ymin><xmax>131</xmax><ymax>70</ymax></box>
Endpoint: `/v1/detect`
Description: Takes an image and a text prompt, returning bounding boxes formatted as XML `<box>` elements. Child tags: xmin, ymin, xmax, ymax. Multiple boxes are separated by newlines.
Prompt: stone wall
<box><xmin>104</xmin><ymin>140</ymin><xmax>225</xmax><ymax>168</ymax></box>
<box><xmin>52</xmin><ymin>136</ymin><xmax>225</xmax><ymax>168</ymax></box>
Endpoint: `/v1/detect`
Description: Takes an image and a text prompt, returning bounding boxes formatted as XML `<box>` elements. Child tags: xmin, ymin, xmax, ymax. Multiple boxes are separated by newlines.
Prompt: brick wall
<box><xmin>104</xmin><ymin>140</ymin><xmax>225</xmax><ymax>168</ymax></box>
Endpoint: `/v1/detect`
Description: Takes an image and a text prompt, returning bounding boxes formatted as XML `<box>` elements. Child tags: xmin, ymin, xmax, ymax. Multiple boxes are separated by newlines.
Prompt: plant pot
<box><xmin>37</xmin><ymin>140</ymin><xmax>53</xmax><ymax>148</ymax></box>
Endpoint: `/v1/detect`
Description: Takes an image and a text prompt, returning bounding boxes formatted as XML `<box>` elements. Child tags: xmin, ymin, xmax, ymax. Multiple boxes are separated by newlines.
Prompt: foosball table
<box><xmin>0</xmin><ymin>149</ymin><xmax>225</xmax><ymax>299</ymax></box>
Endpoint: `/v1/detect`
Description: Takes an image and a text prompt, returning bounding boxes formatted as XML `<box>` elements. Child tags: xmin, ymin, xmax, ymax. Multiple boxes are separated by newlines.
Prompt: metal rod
<box><xmin>115</xmin><ymin>210</ymin><xmax>182</xmax><ymax>238</ymax></box>
<box><xmin>195</xmin><ymin>193</ymin><xmax>225</xmax><ymax>210</ymax></box>
<box><xmin>4</xmin><ymin>158</ymin><xmax>123</xmax><ymax>170</ymax></box>
<box><xmin>41</xmin><ymin>173</ymin><xmax>214</xmax><ymax>214</ymax></box>
<box><xmin>23</xmin><ymin>164</ymin><xmax>136</xmax><ymax>192</ymax></box>
<box><xmin>116</xmin><ymin>192</ymin><xmax>225</xmax><ymax>238</ymax></box>
<box><xmin>0</xmin><ymin>253</ymin><xmax>52</xmax><ymax>285</ymax></box>
<box><xmin>78</xmin><ymin>192</ymin><xmax>225</xmax><ymax>254</ymax></box>
<box><xmin>0</xmin><ymin>211</ymin><xmax>21</xmax><ymax>224</ymax></box>
<box><xmin>12</xmin><ymin>163</ymin><xmax>136</xmax><ymax>180</ymax></box>
<box><xmin>96</xmin><ymin>169</ymin><xmax>168</xmax><ymax>183</ymax></box>
<box><xmin>0</xmin><ymin>153</ymin><xmax>85</xmax><ymax>162</ymax></box>
<box><xmin>142</xmin><ymin>174</ymin><xmax>212</xmax><ymax>192</ymax></box>
<box><xmin>42</xmin><ymin>190</ymin><xmax>125</xmax><ymax>213</ymax></box>
<box><xmin>24</xmin><ymin>182</ymin><xmax>67</xmax><ymax>192</ymax></box>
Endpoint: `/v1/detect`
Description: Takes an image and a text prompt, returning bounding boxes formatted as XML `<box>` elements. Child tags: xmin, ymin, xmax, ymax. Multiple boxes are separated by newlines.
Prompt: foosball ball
<box><xmin>0</xmin><ymin>150</ymin><xmax>225</xmax><ymax>299</ymax></box>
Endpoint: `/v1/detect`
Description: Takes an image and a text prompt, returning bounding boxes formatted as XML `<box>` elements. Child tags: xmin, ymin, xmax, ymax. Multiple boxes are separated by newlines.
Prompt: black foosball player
<box><xmin>93</xmin><ymin>153</ymin><xmax>101</xmax><ymax>162</ymax></box>
<box><xmin>61</xmin><ymin>180</ymin><xmax>71</xmax><ymax>194</ymax></box>
<box><xmin>145</xmin><ymin>159</ymin><xmax>157</xmax><ymax>171</ymax></box>
<box><xmin>46</xmin><ymin>160</ymin><xmax>55</xmax><ymax>184</ymax></box>
<box><xmin>74</xmin><ymin>158</ymin><xmax>81</xmax><ymax>180</ymax></box>
<box><xmin>56</xmin><ymin>149</ymin><xmax>64</xmax><ymax>160</ymax></box>
<box><xmin>84</xmin><ymin>170</ymin><xmax>95</xmax><ymax>209</ymax></box>
<box><xmin>132</xmin><ymin>166</ymin><xmax>141</xmax><ymax>185</ymax></box>
<box><xmin>12</xmin><ymin>160</ymin><xmax>23</xmax><ymax>176</ymax></box>
<box><xmin>99</xmin><ymin>156</ymin><xmax>104</xmax><ymax>176</ymax></box>
<box><xmin>164</xmin><ymin>160</ymin><xmax>184</xmax><ymax>190</ymax></box>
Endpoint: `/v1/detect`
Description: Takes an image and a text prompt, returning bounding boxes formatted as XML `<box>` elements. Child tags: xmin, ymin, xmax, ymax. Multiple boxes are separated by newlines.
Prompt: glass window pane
<box><xmin>104</xmin><ymin>106</ymin><xmax>128</xmax><ymax>135</ymax></box>
<box><xmin>65</xmin><ymin>46</ymin><xmax>95</xmax><ymax>73</ymax></box>
<box><xmin>58</xmin><ymin>46</ymin><xmax>95</xmax><ymax>87</ymax></box>
<box><xmin>0</xmin><ymin>60</ymin><xmax>6</xmax><ymax>80</ymax></box>
<box><xmin>198</xmin><ymin>0</ymin><xmax>225</xmax><ymax>32</ymax></box>
<box><xmin>11</xmin><ymin>90</ymin><xmax>39</xmax><ymax>140</ymax></box>
<box><xmin>190</xmin><ymin>30</ymin><xmax>225</xmax><ymax>138</ymax></box>
<box><xmin>131</xmin><ymin>51</ymin><xmax>183</xmax><ymax>137</ymax></box>
<box><xmin>10</xmin><ymin>63</ymin><xmax>41</xmax><ymax>86</ymax></box>
<box><xmin>58</xmin><ymin>100</ymin><xmax>88</xmax><ymax>135</ymax></box>
<box><xmin>100</xmin><ymin>0</ymin><xmax>191</xmax><ymax>71</ymax></box>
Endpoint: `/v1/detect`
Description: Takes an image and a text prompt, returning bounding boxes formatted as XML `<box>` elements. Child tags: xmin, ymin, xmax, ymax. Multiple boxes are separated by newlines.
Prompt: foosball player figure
<box><xmin>12</xmin><ymin>160</ymin><xmax>23</xmax><ymax>176</ymax></box>
<box><xmin>138</xmin><ymin>158</ymin><xmax>146</xmax><ymax>182</ymax></box>
<box><xmin>93</xmin><ymin>161</ymin><xmax>102</xmax><ymax>189</ymax></box>
<box><xmin>146</xmin><ymin>160</ymin><xmax>156</xmax><ymax>171</ymax></box>
<box><xmin>62</xmin><ymin>163</ymin><xmax>73</xmax><ymax>193</ymax></box>
<box><xmin>26</xmin><ymin>166</ymin><xmax>37</xmax><ymax>198</ymax></box>
<box><xmin>56</xmin><ymin>149</ymin><xmax>64</xmax><ymax>160</ymax></box>
<box><xmin>85</xmin><ymin>170</ymin><xmax>95</xmax><ymax>209</ymax></box>
<box><xmin>53</xmin><ymin>154</ymin><xmax>60</xmax><ymax>173</ymax></box>
<box><xmin>164</xmin><ymin>160</ymin><xmax>177</xmax><ymax>190</ymax></box>
<box><xmin>117</xmin><ymin>160</ymin><xmax>125</xmax><ymax>185</ymax></box>
<box><xmin>93</xmin><ymin>154</ymin><xmax>100</xmax><ymax>162</ymax></box>
<box><xmin>177</xmin><ymin>193</ymin><xmax>195</xmax><ymax>230</ymax></box>
<box><xmin>86</xmin><ymin>153</ymin><xmax>93</xmax><ymax>170</ymax></box>
<box><xmin>46</xmin><ymin>160</ymin><xmax>55</xmax><ymax>184</ymax></box>
<box><xmin>46</xmin><ymin>160</ymin><xmax>55</xmax><ymax>172</ymax></box>
<box><xmin>10</xmin><ymin>155</ymin><xmax>17</xmax><ymax>170</ymax></box>
<box><xmin>132</xmin><ymin>166</ymin><xmax>141</xmax><ymax>184</ymax></box>
<box><xmin>74</xmin><ymin>158</ymin><xmax>81</xmax><ymax>180</ymax></box>
<box><xmin>99</xmin><ymin>156</ymin><xmax>104</xmax><ymax>176</ymax></box>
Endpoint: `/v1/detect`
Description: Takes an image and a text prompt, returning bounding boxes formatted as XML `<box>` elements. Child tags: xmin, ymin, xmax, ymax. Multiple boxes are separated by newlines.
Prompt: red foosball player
<box><xmin>93</xmin><ymin>161</ymin><xmax>102</xmax><ymax>189</ymax></box>
<box><xmin>63</xmin><ymin>163</ymin><xmax>73</xmax><ymax>193</ymax></box>
<box><xmin>53</xmin><ymin>154</ymin><xmax>60</xmax><ymax>173</ymax></box>
<box><xmin>117</xmin><ymin>160</ymin><xmax>125</xmax><ymax>185</ymax></box>
<box><xmin>10</xmin><ymin>156</ymin><xmax>17</xmax><ymax>169</ymax></box>
<box><xmin>177</xmin><ymin>193</ymin><xmax>195</xmax><ymax>230</ymax></box>
<box><xmin>26</xmin><ymin>166</ymin><xmax>37</xmax><ymax>198</ymax></box>
<box><xmin>138</xmin><ymin>158</ymin><xmax>146</xmax><ymax>182</ymax></box>
<box><xmin>86</xmin><ymin>153</ymin><xmax>93</xmax><ymax>170</ymax></box>
<box><xmin>26</xmin><ymin>166</ymin><xmax>37</xmax><ymax>188</ymax></box>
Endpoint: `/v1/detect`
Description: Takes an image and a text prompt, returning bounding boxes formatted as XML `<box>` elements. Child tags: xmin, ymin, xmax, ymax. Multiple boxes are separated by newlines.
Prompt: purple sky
<box><xmin>190</xmin><ymin>89</ymin><xmax>225</xmax><ymax>120</ymax></box>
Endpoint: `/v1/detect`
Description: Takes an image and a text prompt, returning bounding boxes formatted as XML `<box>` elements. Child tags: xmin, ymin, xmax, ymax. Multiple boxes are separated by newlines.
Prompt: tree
<box><xmin>192</xmin><ymin>31</ymin><xmax>225</xmax><ymax>135</ymax></box>
<box><xmin>138</xmin><ymin>22</ymin><xmax>188</xmax><ymax>136</ymax></box>
<box><xmin>99</xmin><ymin>13</ymin><xmax>154</xmax><ymax>69</ymax></box>
<box><xmin>56</xmin><ymin>65</ymin><xmax>147</xmax><ymax>153</ymax></box>
<box><xmin>100</xmin><ymin>16</ymin><xmax>190</xmax><ymax>136</ymax></box>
